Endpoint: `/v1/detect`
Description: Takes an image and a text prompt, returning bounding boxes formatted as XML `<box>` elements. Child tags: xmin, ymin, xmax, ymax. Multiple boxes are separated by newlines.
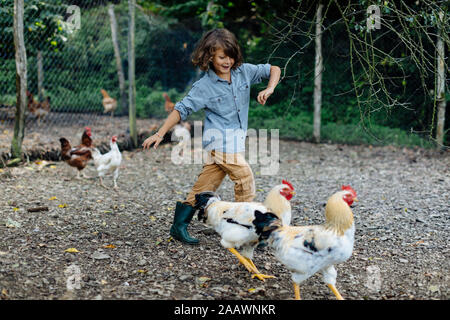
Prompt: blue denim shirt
<box><xmin>174</xmin><ymin>63</ymin><xmax>271</xmax><ymax>153</ymax></box>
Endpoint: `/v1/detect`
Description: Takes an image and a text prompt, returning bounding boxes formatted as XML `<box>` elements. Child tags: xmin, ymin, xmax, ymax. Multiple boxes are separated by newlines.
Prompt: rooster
<box><xmin>263</xmin><ymin>180</ymin><xmax>294</xmax><ymax>226</ymax></box>
<box><xmin>257</xmin><ymin>185</ymin><xmax>358</xmax><ymax>300</ymax></box>
<box><xmin>91</xmin><ymin>135</ymin><xmax>122</xmax><ymax>189</ymax></box>
<box><xmin>59</xmin><ymin>127</ymin><xmax>93</xmax><ymax>179</ymax></box>
<box><xmin>26</xmin><ymin>91</ymin><xmax>50</xmax><ymax>125</ymax></box>
<box><xmin>100</xmin><ymin>89</ymin><xmax>117</xmax><ymax>117</ymax></box>
<box><xmin>194</xmin><ymin>181</ymin><xmax>295</xmax><ymax>282</ymax></box>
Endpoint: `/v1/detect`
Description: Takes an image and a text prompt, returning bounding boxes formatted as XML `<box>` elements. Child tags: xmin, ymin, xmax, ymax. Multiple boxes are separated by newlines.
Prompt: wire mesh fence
<box><xmin>0</xmin><ymin>0</ymin><xmax>202</xmax><ymax>157</ymax></box>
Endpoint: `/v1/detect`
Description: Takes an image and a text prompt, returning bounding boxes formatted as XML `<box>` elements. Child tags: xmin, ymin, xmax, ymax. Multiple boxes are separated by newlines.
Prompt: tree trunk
<box><xmin>108</xmin><ymin>4</ymin><xmax>127</xmax><ymax>115</ymax></box>
<box><xmin>313</xmin><ymin>3</ymin><xmax>323</xmax><ymax>143</ymax></box>
<box><xmin>11</xmin><ymin>0</ymin><xmax>27</xmax><ymax>159</ymax></box>
<box><xmin>128</xmin><ymin>0</ymin><xmax>137</xmax><ymax>147</ymax></box>
<box><xmin>37</xmin><ymin>50</ymin><xmax>44</xmax><ymax>101</ymax></box>
<box><xmin>435</xmin><ymin>10</ymin><xmax>447</xmax><ymax>148</ymax></box>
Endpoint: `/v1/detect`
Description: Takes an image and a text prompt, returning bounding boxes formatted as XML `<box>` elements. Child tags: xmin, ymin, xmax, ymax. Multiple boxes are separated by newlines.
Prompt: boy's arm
<box><xmin>142</xmin><ymin>110</ymin><xmax>181</xmax><ymax>150</ymax></box>
<box><xmin>257</xmin><ymin>65</ymin><xmax>281</xmax><ymax>105</ymax></box>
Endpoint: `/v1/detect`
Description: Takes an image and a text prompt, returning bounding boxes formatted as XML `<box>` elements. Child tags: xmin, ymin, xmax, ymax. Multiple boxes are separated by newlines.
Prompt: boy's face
<box><xmin>211</xmin><ymin>48</ymin><xmax>234</xmax><ymax>78</ymax></box>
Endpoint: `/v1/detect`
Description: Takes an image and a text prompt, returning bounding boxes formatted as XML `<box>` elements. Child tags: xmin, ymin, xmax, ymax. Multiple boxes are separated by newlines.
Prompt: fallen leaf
<box><xmin>13</xmin><ymin>207</ymin><xmax>19</xmax><ymax>212</ymax></box>
<box><xmin>65</xmin><ymin>248</ymin><xmax>79</xmax><ymax>253</ymax></box>
<box><xmin>49</xmin><ymin>196</ymin><xmax>58</xmax><ymax>200</ymax></box>
<box><xmin>149</xmin><ymin>216</ymin><xmax>156</xmax><ymax>221</ymax></box>
<box><xmin>138</xmin><ymin>269</ymin><xmax>148</xmax><ymax>273</ymax></box>
<box><xmin>100</xmin><ymin>280</ymin><xmax>108</xmax><ymax>285</ymax></box>
<box><xmin>5</xmin><ymin>218</ymin><xmax>20</xmax><ymax>228</ymax></box>
<box><xmin>195</xmin><ymin>276</ymin><xmax>211</xmax><ymax>288</ymax></box>
<box><xmin>103</xmin><ymin>244</ymin><xmax>116</xmax><ymax>249</ymax></box>
<box><xmin>412</xmin><ymin>240</ymin><xmax>425</xmax><ymax>246</ymax></box>
<box><xmin>58</xmin><ymin>204</ymin><xmax>68</xmax><ymax>208</ymax></box>
<box><xmin>248</xmin><ymin>288</ymin><xmax>256</xmax><ymax>293</ymax></box>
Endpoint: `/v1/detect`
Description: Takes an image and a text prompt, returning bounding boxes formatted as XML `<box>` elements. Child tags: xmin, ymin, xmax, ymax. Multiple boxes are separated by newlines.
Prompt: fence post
<box><xmin>435</xmin><ymin>9</ymin><xmax>447</xmax><ymax>148</ymax></box>
<box><xmin>128</xmin><ymin>0</ymin><xmax>137</xmax><ymax>147</ymax></box>
<box><xmin>37</xmin><ymin>50</ymin><xmax>44</xmax><ymax>101</ymax></box>
<box><xmin>313</xmin><ymin>3</ymin><xmax>323</xmax><ymax>144</ymax></box>
<box><xmin>108</xmin><ymin>4</ymin><xmax>127</xmax><ymax>115</ymax></box>
<box><xmin>11</xmin><ymin>0</ymin><xmax>27</xmax><ymax>159</ymax></box>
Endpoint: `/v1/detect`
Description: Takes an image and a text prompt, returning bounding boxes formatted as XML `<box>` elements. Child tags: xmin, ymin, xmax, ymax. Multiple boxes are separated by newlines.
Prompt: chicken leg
<box><xmin>228</xmin><ymin>248</ymin><xmax>255</xmax><ymax>274</ymax></box>
<box><xmin>294</xmin><ymin>283</ymin><xmax>301</xmax><ymax>300</ymax></box>
<box><xmin>99</xmin><ymin>176</ymin><xmax>108</xmax><ymax>189</ymax></box>
<box><xmin>327</xmin><ymin>284</ymin><xmax>344</xmax><ymax>300</ymax></box>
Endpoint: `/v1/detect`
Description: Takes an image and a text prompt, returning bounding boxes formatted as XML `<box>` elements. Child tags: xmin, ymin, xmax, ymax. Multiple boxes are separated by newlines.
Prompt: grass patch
<box><xmin>248</xmin><ymin>115</ymin><xmax>435</xmax><ymax>149</ymax></box>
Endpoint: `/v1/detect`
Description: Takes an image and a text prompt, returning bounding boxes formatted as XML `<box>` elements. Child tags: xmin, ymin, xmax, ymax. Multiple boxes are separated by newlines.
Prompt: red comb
<box><xmin>341</xmin><ymin>185</ymin><xmax>356</xmax><ymax>196</ymax></box>
<box><xmin>282</xmin><ymin>180</ymin><xmax>294</xmax><ymax>191</ymax></box>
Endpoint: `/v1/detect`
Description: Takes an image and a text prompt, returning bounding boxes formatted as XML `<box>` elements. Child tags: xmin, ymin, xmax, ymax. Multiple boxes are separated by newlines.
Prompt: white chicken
<box><xmin>91</xmin><ymin>136</ymin><xmax>122</xmax><ymax>189</ymax></box>
<box><xmin>194</xmin><ymin>181</ymin><xmax>295</xmax><ymax>282</ymax></box>
<box><xmin>257</xmin><ymin>185</ymin><xmax>358</xmax><ymax>300</ymax></box>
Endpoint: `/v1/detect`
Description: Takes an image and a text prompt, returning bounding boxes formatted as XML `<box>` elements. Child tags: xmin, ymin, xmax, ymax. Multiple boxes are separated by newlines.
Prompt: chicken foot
<box><xmin>227</xmin><ymin>248</ymin><xmax>274</xmax><ymax>282</ymax></box>
<box><xmin>246</xmin><ymin>258</ymin><xmax>276</xmax><ymax>281</ymax></box>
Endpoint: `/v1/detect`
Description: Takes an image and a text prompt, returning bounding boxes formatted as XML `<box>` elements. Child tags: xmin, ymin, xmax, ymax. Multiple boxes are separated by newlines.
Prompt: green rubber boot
<box><xmin>169</xmin><ymin>201</ymin><xmax>199</xmax><ymax>245</ymax></box>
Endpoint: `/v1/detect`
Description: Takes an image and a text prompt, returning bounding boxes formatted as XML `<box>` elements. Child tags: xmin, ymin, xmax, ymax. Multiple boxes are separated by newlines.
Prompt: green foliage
<box><xmin>1</xmin><ymin>0</ymin><xmax>447</xmax><ymax>148</ymax></box>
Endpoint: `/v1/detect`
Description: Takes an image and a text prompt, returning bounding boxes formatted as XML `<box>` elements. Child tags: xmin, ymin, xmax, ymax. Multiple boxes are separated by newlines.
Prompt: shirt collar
<box><xmin>207</xmin><ymin>66</ymin><xmax>242</xmax><ymax>83</ymax></box>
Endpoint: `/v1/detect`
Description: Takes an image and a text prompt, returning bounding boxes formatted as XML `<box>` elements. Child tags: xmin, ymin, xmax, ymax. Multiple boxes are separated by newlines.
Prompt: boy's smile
<box><xmin>211</xmin><ymin>48</ymin><xmax>234</xmax><ymax>81</ymax></box>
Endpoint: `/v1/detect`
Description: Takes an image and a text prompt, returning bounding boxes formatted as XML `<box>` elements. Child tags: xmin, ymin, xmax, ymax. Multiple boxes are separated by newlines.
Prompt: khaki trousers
<box><xmin>183</xmin><ymin>151</ymin><xmax>256</xmax><ymax>206</ymax></box>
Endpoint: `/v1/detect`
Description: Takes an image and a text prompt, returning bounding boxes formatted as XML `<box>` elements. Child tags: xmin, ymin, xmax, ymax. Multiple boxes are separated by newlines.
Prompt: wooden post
<box><xmin>435</xmin><ymin>10</ymin><xmax>447</xmax><ymax>148</ymax></box>
<box><xmin>37</xmin><ymin>50</ymin><xmax>44</xmax><ymax>101</ymax></box>
<box><xmin>313</xmin><ymin>3</ymin><xmax>323</xmax><ymax>143</ymax></box>
<box><xmin>108</xmin><ymin>4</ymin><xmax>127</xmax><ymax>115</ymax></box>
<box><xmin>128</xmin><ymin>0</ymin><xmax>137</xmax><ymax>147</ymax></box>
<box><xmin>11</xmin><ymin>0</ymin><xmax>27</xmax><ymax>159</ymax></box>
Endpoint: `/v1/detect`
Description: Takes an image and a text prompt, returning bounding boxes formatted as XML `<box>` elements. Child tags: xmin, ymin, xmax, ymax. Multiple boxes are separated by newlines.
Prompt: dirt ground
<box><xmin>0</xmin><ymin>116</ymin><xmax>449</xmax><ymax>300</ymax></box>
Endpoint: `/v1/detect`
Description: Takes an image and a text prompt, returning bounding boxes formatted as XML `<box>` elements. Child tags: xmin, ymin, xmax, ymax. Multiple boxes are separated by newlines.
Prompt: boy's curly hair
<box><xmin>191</xmin><ymin>28</ymin><xmax>243</xmax><ymax>71</ymax></box>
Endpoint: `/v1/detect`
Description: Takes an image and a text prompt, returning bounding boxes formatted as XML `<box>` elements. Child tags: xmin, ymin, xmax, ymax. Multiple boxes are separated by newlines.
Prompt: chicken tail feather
<box><xmin>252</xmin><ymin>210</ymin><xmax>281</xmax><ymax>241</ymax></box>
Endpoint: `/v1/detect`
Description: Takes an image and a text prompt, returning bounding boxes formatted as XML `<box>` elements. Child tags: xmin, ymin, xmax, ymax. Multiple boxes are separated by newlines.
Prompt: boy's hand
<box><xmin>257</xmin><ymin>87</ymin><xmax>274</xmax><ymax>105</ymax></box>
<box><xmin>142</xmin><ymin>133</ymin><xmax>163</xmax><ymax>150</ymax></box>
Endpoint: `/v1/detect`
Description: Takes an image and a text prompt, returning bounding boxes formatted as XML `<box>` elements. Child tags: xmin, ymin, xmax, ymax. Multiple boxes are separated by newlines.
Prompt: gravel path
<box><xmin>0</xmin><ymin>123</ymin><xmax>449</xmax><ymax>300</ymax></box>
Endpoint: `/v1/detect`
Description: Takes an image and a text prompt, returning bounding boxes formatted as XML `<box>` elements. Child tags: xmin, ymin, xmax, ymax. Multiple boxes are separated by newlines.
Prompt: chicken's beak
<box><xmin>291</xmin><ymin>191</ymin><xmax>296</xmax><ymax>195</ymax></box>
<box><xmin>353</xmin><ymin>197</ymin><xmax>359</xmax><ymax>202</ymax></box>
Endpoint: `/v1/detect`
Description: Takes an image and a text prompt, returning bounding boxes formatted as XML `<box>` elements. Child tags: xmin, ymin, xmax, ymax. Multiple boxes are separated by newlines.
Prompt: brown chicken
<box><xmin>100</xmin><ymin>89</ymin><xmax>117</xmax><ymax>117</ymax></box>
<box><xmin>59</xmin><ymin>127</ymin><xmax>93</xmax><ymax>179</ymax></box>
<box><xmin>162</xmin><ymin>92</ymin><xmax>191</xmax><ymax>132</ymax></box>
<box><xmin>163</xmin><ymin>92</ymin><xmax>175</xmax><ymax>113</ymax></box>
<box><xmin>26</xmin><ymin>91</ymin><xmax>50</xmax><ymax>125</ymax></box>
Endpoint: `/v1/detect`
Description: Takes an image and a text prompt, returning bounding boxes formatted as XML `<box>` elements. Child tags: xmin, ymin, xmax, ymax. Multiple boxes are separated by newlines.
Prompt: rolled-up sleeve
<box><xmin>174</xmin><ymin>84</ymin><xmax>205</xmax><ymax>121</ymax></box>
<box><xmin>243</xmin><ymin>63</ymin><xmax>271</xmax><ymax>85</ymax></box>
